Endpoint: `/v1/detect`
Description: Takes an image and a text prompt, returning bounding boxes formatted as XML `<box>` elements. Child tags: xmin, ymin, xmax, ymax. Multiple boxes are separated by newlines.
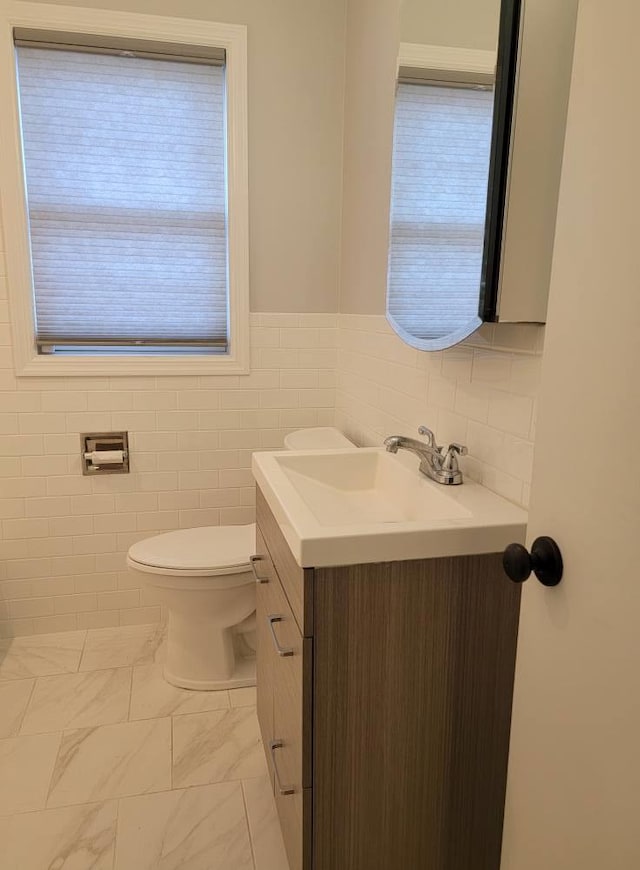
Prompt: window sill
<box><xmin>14</xmin><ymin>350</ymin><xmax>250</xmax><ymax>378</ymax></box>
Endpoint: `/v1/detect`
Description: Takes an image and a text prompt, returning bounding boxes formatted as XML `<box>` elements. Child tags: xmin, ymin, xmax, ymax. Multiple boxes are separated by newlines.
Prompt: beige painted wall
<box><xmin>401</xmin><ymin>0</ymin><xmax>500</xmax><ymax>49</ymax></box>
<box><xmin>339</xmin><ymin>0</ymin><xmax>400</xmax><ymax>316</ymax></box>
<box><xmin>32</xmin><ymin>0</ymin><xmax>347</xmax><ymax>313</ymax></box>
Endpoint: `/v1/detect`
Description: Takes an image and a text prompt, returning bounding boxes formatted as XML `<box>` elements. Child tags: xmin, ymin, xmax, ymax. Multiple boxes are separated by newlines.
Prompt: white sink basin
<box><xmin>252</xmin><ymin>448</ymin><xmax>527</xmax><ymax>568</ymax></box>
<box><xmin>274</xmin><ymin>450</ymin><xmax>471</xmax><ymax>525</ymax></box>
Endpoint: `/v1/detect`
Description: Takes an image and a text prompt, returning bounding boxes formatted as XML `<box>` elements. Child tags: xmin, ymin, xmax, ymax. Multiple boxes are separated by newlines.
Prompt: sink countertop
<box><xmin>252</xmin><ymin>447</ymin><xmax>528</xmax><ymax>568</ymax></box>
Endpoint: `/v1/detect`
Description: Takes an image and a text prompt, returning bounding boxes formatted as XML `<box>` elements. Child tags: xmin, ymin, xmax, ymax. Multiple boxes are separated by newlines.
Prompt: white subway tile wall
<box><xmin>335</xmin><ymin>314</ymin><xmax>542</xmax><ymax>510</ymax></box>
<box><xmin>0</xmin><ymin>262</ymin><xmax>337</xmax><ymax>636</ymax></box>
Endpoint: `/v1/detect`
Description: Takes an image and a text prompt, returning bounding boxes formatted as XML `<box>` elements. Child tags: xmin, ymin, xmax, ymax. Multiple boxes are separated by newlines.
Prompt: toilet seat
<box><xmin>127</xmin><ymin>524</ymin><xmax>256</xmax><ymax>580</ymax></box>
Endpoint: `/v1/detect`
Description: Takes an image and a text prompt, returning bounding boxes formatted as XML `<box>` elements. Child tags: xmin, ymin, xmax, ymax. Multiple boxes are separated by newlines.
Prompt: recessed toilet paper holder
<box><xmin>81</xmin><ymin>432</ymin><xmax>129</xmax><ymax>475</ymax></box>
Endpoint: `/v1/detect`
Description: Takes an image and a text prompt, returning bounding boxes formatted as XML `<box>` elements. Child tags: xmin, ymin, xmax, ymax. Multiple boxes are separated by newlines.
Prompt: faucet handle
<box><xmin>447</xmin><ymin>443</ymin><xmax>468</xmax><ymax>456</ymax></box>
<box><xmin>418</xmin><ymin>426</ymin><xmax>439</xmax><ymax>450</ymax></box>
<box><xmin>442</xmin><ymin>443</ymin><xmax>468</xmax><ymax>473</ymax></box>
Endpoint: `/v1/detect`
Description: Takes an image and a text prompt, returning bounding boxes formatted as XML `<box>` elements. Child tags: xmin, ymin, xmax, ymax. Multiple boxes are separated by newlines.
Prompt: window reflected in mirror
<box><xmin>388</xmin><ymin>68</ymin><xmax>494</xmax><ymax>350</ymax></box>
<box><xmin>387</xmin><ymin>0</ymin><xmax>520</xmax><ymax>352</ymax></box>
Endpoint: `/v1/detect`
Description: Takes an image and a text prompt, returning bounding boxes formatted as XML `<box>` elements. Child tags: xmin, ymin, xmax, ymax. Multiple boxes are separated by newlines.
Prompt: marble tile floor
<box><xmin>0</xmin><ymin>623</ymin><xmax>290</xmax><ymax>870</ymax></box>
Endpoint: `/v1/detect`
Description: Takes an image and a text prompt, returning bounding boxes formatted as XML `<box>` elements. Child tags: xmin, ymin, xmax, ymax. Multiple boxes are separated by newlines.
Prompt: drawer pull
<box><xmin>267</xmin><ymin>615</ymin><xmax>294</xmax><ymax>657</ymax></box>
<box><xmin>269</xmin><ymin>740</ymin><xmax>296</xmax><ymax>796</ymax></box>
<box><xmin>250</xmin><ymin>554</ymin><xmax>269</xmax><ymax>584</ymax></box>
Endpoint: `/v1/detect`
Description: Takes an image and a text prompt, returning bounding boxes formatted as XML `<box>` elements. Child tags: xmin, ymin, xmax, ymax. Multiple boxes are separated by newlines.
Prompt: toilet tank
<box><xmin>283</xmin><ymin>427</ymin><xmax>355</xmax><ymax>450</ymax></box>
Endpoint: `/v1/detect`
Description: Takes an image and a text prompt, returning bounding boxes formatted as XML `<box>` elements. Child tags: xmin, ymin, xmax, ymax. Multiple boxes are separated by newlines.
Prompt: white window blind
<box><xmin>388</xmin><ymin>80</ymin><xmax>494</xmax><ymax>344</ymax></box>
<box><xmin>15</xmin><ymin>41</ymin><xmax>229</xmax><ymax>354</ymax></box>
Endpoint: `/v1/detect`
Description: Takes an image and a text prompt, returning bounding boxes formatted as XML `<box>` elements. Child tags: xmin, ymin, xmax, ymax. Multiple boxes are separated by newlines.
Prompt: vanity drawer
<box><xmin>265</xmin><ymin>583</ymin><xmax>312</xmax><ymax>870</ymax></box>
<box><xmin>255</xmin><ymin>528</ymin><xmax>280</xmax><ymax>773</ymax></box>
<box><xmin>252</xmin><ymin>526</ymin><xmax>279</xmax><ymax>588</ymax></box>
<box><xmin>257</xmin><ymin>489</ymin><xmax>313</xmax><ymax>635</ymax></box>
<box><xmin>263</xmin><ymin>568</ymin><xmax>310</xmax><ymax>779</ymax></box>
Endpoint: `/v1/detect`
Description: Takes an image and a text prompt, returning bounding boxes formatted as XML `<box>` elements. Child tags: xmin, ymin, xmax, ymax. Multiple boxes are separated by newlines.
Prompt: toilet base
<box><xmin>163</xmin><ymin>654</ymin><xmax>256</xmax><ymax>691</ymax></box>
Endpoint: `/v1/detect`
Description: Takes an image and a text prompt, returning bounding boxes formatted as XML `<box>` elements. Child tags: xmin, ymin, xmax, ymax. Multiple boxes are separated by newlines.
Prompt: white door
<box><xmin>500</xmin><ymin>1</ymin><xmax>640</xmax><ymax>868</ymax></box>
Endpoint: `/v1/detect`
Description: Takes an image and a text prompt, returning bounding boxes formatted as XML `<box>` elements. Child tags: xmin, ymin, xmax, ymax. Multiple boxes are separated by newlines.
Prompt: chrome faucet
<box><xmin>384</xmin><ymin>426</ymin><xmax>468</xmax><ymax>485</ymax></box>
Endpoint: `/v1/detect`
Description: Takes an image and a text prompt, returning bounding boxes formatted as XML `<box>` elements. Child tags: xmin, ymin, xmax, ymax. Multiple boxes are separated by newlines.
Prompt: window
<box><xmin>387</xmin><ymin>57</ymin><xmax>495</xmax><ymax>350</ymax></box>
<box><xmin>0</xmin><ymin>7</ymin><xmax>248</xmax><ymax>375</ymax></box>
<box><xmin>16</xmin><ymin>37</ymin><xmax>228</xmax><ymax>356</ymax></box>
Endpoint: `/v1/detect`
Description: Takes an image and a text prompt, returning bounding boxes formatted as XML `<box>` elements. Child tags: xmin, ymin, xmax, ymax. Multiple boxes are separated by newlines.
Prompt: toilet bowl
<box><xmin>127</xmin><ymin>427</ymin><xmax>354</xmax><ymax>691</ymax></box>
<box><xmin>127</xmin><ymin>524</ymin><xmax>257</xmax><ymax>690</ymax></box>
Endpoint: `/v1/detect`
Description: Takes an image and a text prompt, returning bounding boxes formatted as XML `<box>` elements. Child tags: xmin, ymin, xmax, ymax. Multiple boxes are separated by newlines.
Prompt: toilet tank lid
<box><xmin>284</xmin><ymin>427</ymin><xmax>354</xmax><ymax>450</ymax></box>
<box><xmin>128</xmin><ymin>524</ymin><xmax>256</xmax><ymax>572</ymax></box>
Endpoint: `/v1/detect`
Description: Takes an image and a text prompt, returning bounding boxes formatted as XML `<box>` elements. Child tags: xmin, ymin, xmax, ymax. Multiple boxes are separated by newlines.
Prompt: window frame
<box><xmin>386</xmin><ymin>42</ymin><xmax>497</xmax><ymax>352</ymax></box>
<box><xmin>0</xmin><ymin>1</ymin><xmax>249</xmax><ymax>377</ymax></box>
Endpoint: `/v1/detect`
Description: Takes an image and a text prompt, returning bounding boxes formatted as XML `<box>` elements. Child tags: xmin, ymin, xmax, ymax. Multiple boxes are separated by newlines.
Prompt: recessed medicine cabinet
<box><xmin>387</xmin><ymin>0</ymin><xmax>578</xmax><ymax>352</ymax></box>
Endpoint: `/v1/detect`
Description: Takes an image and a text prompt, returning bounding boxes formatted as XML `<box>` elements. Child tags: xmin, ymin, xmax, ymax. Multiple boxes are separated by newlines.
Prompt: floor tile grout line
<box><xmin>128</xmin><ymin>701</ymin><xmax>228</xmax><ymax>722</ymax></box>
<box><xmin>3</xmin><ymin>783</ymin><xmax>175</xmax><ymax>819</ymax></box>
<box><xmin>168</xmin><ymin>705</ymin><xmax>232</xmax><ymax>726</ymax></box>
<box><xmin>0</xmin><ymin>670</ymin><xmax>78</xmax><ymax>685</ymax></box>
<box><xmin>78</xmin><ymin>660</ymin><xmax>154</xmax><ymax>675</ymax></box>
<box><xmin>0</xmin><ymin>795</ymin><xmax>120</xmax><ymax>818</ymax></box>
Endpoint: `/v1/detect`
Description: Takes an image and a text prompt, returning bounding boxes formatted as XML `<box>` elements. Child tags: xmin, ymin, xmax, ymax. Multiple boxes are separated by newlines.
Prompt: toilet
<box><xmin>127</xmin><ymin>427</ymin><xmax>355</xmax><ymax>690</ymax></box>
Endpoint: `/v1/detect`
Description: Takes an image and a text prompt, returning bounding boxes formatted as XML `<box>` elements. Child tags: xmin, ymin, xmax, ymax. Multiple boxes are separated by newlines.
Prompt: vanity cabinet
<box><xmin>255</xmin><ymin>488</ymin><xmax>521</xmax><ymax>870</ymax></box>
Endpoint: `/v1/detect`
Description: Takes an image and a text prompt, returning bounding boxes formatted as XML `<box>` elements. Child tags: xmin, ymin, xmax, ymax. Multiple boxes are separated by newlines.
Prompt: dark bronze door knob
<box><xmin>503</xmin><ymin>536</ymin><xmax>563</xmax><ymax>586</ymax></box>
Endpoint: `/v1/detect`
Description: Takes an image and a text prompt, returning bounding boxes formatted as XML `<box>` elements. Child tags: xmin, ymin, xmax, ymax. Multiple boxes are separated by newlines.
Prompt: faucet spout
<box><xmin>384</xmin><ymin>435</ymin><xmax>440</xmax><ymax>460</ymax></box>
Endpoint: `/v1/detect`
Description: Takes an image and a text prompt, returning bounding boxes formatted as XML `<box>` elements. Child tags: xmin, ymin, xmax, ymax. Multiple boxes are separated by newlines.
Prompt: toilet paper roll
<box><xmin>85</xmin><ymin>450</ymin><xmax>124</xmax><ymax>465</ymax></box>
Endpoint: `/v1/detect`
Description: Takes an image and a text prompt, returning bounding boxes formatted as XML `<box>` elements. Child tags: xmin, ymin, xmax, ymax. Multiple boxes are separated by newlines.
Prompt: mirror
<box><xmin>387</xmin><ymin>0</ymin><xmax>521</xmax><ymax>351</ymax></box>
